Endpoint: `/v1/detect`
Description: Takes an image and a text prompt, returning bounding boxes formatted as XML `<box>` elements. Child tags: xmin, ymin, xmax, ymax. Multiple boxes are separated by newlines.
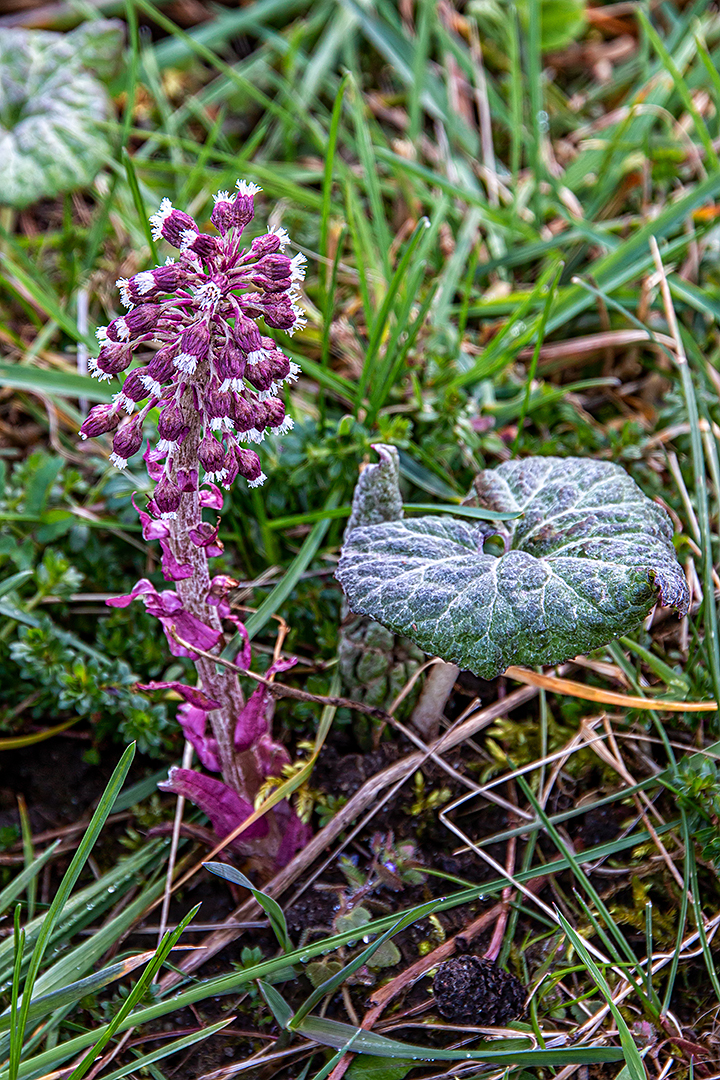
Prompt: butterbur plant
<box><xmin>79</xmin><ymin>181</ymin><xmax>310</xmax><ymax>868</ymax></box>
<box><xmin>337</xmin><ymin>446</ymin><xmax>690</xmax><ymax>679</ymax></box>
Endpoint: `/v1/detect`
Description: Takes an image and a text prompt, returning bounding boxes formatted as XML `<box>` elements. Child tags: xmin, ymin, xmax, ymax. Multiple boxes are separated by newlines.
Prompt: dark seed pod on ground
<box><xmin>433</xmin><ymin>956</ymin><xmax>526</xmax><ymax>1026</ymax></box>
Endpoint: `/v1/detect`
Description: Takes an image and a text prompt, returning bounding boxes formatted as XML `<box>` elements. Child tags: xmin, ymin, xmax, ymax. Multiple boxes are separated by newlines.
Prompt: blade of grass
<box><xmin>555</xmin><ymin>911</ymin><xmax>646</xmax><ymax>1080</ymax></box>
<box><xmin>122</xmin><ymin>149</ymin><xmax>159</xmax><ymax>263</ymax></box>
<box><xmin>204</xmin><ymin>864</ymin><xmax>291</xmax><ymax>952</ymax></box>
<box><xmin>513</xmin><ymin>261</ymin><xmax>563</xmax><ymax>453</ymax></box>
<box><xmin>9</xmin><ymin>744</ymin><xmax>136</xmax><ymax>1073</ymax></box>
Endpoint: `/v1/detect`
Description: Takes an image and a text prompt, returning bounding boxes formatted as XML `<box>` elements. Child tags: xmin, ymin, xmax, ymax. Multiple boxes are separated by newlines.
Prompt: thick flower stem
<box><xmin>169</xmin><ymin>418</ymin><xmax>265</xmax><ymax>810</ymax></box>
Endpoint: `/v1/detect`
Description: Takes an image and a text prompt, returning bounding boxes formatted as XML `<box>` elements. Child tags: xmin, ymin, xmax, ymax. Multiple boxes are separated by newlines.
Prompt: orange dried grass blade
<box><xmin>504</xmin><ymin>665</ymin><xmax>718</xmax><ymax>712</ymax></box>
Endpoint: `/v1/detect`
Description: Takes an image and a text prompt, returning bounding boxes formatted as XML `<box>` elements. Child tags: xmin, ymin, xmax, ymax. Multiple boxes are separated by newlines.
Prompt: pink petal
<box><xmin>143</xmin><ymin>440</ymin><xmax>165</xmax><ymax>481</ymax></box>
<box><xmin>159</xmin><ymin>767</ymin><xmax>268</xmax><ymax>842</ymax></box>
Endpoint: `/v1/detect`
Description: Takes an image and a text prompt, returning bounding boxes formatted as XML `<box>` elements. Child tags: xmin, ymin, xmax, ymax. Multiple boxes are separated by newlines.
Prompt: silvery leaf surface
<box><xmin>336</xmin><ymin>455</ymin><xmax>689</xmax><ymax>679</ymax></box>
<box><xmin>0</xmin><ymin>25</ymin><xmax>115</xmax><ymax>208</ymax></box>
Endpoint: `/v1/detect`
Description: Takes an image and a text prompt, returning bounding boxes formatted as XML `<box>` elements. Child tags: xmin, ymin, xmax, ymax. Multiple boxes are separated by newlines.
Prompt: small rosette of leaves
<box><xmin>0</xmin><ymin>20</ymin><xmax>122</xmax><ymax>208</ymax></box>
<box><xmin>336</xmin><ymin>452</ymin><xmax>689</xmax><ymax>680</ymax></box>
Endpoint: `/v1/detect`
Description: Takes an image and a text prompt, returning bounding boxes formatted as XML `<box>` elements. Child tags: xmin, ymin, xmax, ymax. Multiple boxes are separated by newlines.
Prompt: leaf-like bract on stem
<box><xmin>337</xmin><ymin>451</ymin><xmax>689</xmax><ymax>679</ymax></box>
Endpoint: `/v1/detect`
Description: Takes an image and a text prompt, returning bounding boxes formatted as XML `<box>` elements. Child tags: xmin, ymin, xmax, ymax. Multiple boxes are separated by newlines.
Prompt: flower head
<box><xmin>81</xmin><ymin>181</ymin><xmax>305</xmax><ymax>493</ymax></box>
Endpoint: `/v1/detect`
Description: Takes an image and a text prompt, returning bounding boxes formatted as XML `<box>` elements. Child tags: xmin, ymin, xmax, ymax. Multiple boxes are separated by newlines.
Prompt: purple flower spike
<box><xmin>86</xmin><ymin>181</ymin><xmax>310</xmax><ymax>869</ymax></box>
<box><xmin>159</xmin><ymin>767</ymin><xmax>268</xmax><ymax>844</ymax></box>
<box><xmin>82</xmin><ymin>179</ymin><xmax>304</xmax><ymax>505</ymax></box>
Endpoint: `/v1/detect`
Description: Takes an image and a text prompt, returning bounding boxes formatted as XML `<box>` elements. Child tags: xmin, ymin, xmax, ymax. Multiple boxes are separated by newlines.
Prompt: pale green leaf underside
<box><xmin>0</xmin><ymin>23</ymin><xmax>120</xmax><ymax>208</ymax></box>
<box><xmin>337</xmin><ymin>456</ymin><xmax>689</xmax><ymax>679</ymax></box>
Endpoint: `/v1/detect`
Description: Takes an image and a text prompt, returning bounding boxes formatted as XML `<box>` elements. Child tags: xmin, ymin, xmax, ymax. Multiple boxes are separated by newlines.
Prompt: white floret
<box><xmin>112</xmin><ymin>392</ymin><xmax>135</xmax><ymax>414</ymax></box>
<box><xmin>135</xmin><ymin>270</ymin><xmax>156</xmax><ymax>295</ymax></box>
<box><xmin>96</xmin><ymin>326</ymin><xmax>109</xmax><ymax>345</ymax></box>
<box><xmin>213</xmin><ymin>190</ymin><xmax>231</xmax><ymax>204</ymax></box>
<box><xmin>109</xmin><ymin>453</ymin><xmax>128</xmax><ymax>470</ymax></box>
<box><xmin>247</xmin><ymin>472</ymin><xmax>267</xmax><ymax>488</ymax></box>
<box><xmin>116</xmin><ymin>278</ymin><xmax>132</xmax><ymax>309</ymax></box>
<box><xmin>270</xmin><ymin>227</ymin><xmax>290</xmax><ymax>250</ymax></box>
<box><xmin>173</xmin><ymin>354</ymin><xmax>198</xmax><ymax>375</ymax></box>
<box><xmin>290</xmin><ymin>252</ymin><xmax>307</xmax><ymax>282</ymax></box>
<box><xmin>246</xmin><ymin>349</ymin><xmax>268</xmax><ymax>366</ymax></box>
<box><xmin>272</xmin><ymin>416</ymin><xmax>294</xmax><ymax>436</ymax></box>
<box><xmin>236</xmin><ymin>180</ymin><xmax>262</xmax><ymax>197</ymax></box>
<box><xmin>157</xmin><ymin>439</ymin><xmax>178</xmax><ymax>454</ymax></box>
<box><xmin>140</xmin><ymin>375</ymin><xmax>164</xmax><ymax>398</ymax></box>
<box><xmin>150</xmin><ymin>198</ymin><xmax>174</xmax><ymax>241</ymax></box>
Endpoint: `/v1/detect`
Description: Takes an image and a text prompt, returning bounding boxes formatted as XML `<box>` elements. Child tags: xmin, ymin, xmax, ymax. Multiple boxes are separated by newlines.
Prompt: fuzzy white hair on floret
<box><xmin>270</xmin><ymin>227</ymin><xmax>290</xmax><ymax>250</ymax></box>
<box><xmin>116</xmin><ymin>278</ymin><xmax>132</xmax><ymax>309</ymax></box>
<box><xmin>96</xmin><ymin>326</ymin><xmax>108</xmax><ymax>344</ymax></box>
<box><xmin>135</xmin><ymin>270</ymin><xmax>156</xmax><ymax>295</ymax></box>
<box><xmin>149</xmin><ymin>198</ymin><xmax>174</xmax><ymax>241</ymax></box>
<box><xmin>236</xmin><ymin>180</ymin><xmax>262</xmax><ymax>197</ymax></box>
<box><xmin>109</xmin><ymin>453</ymin><xmax>128</xmax><ymax>470</ymax></box>
<box><xmin>248</xmin><ymin>472</ymin><xmax>267</xmax><ymax>489</ymax></box>
<box><xmin>290</xmin><ymin>252</ymin><xmax>307</xmax><ymax>282</ymax></box>
<box><xmin>213</xmin><ymin>190</ymin><xmax>231</xmax><ymax>204</ymax></box>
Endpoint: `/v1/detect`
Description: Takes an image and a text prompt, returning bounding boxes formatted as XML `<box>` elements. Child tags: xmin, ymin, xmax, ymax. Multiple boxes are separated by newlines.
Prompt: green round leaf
<box><xmin>337</xmin><ymin>456</ymin><xmax>689</xmax><ymax>680</ymax></box>
<box><xmin>0</xmin><ymin>24</ymin><xmax>119</xmax><ymax>208</ymax></box>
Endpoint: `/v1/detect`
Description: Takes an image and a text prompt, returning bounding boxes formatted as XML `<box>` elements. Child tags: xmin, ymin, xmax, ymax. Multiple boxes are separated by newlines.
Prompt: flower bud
<box><xmin>95</xmin><ymin>343</ymin><xmax>133</xmax><ymax>379</ymax></box>
<box><xmin>198</xmin><ymin>431</ymin><xmax>225</xmax><ymax>474</ymax></box>
<box><xmin>110</xmin><ymin>417</ymin><xmax>143</xmax><ymax>468</ymax></box>
<box><xmin>230</xmin><ymin>394</ymin><xmax>254</xmax><ymax>434</ymax></box>
<box><xmin>234</xmin><ymin>314</ymin><xmax>262</xmax><ymax>356</ymax></box>
<box><xmin>257</xmin><ymin>253</ymin><xmax>292</xmax><ymax>281</ymax></box>
<box><xmin>185</xmin><ymin>234</ymin><xmax>219</xmax><ymax>259</ymax></box>
<box><xmin>125</xmin><ymin>304</ymin><xmax>161</xmax><ymax>337</ymax></box>
<box><xmin>158</xmin><ymin>402</ymin><xmax>187</xmax><ymax>443</ymax></box>
<box><xmin>237</xmin><ymin>447</ymin><xmax>265</xmax><ymax>488</ymax></box>
<box><xmin>106</xmin><ymin>316</ymin><xmax>131</xmax><ymax>343</ymax></box>
<box><xmin>211</xmin><ymin>191</ymin><xmax>234</xmax><ymax>235</ymax></box>
<box><xmin>175</xmin><ymin>322</ymin><xmax>210</xmax><ymax>375</ymax></box>
<box><xmin>150</xmin><ymin>198</ymin><xmax>199</xmax><ymax>248</ymax></box>
<box><xmin>154</xmin><ymin>473</ymin><xmax>182</xmax><ymax>518</ymax></box>
<box><xmin>244</xmin><ymin>360</ymin><xmax>274</xmax><ymax>392</ymax></box>
<box><xmin>121</xmin><ymin>368</ymin><xmax>153</xmax><ymax>403</ymax></box>
<box><xmin>251</xmin><ymin>232</ymin><xmax>281</xmax><ymax>257</ymax></box>
<box><xmin>262</xmin><ymin>298</ymin><xmax>295</xmax><ymax>330</ymax></box>
<box><xmin>233</xmin><ymin>180</ymin><xmax>261</xmax><ymax>230</ymax></box>
<box><xmin>264</xmin><ymin>397</ymin><xmax>286</xmax><ymax>429</ymax></box>
<box><xmin>79</xmin><ymin>404</ymin><xmax>121</xmax><ymax>440</ymax></box>
<box><xmin>268</xmin><ymin>350</ymin><xmax>290</xmax><ymax>381</ymax></box>
<box><xmin>205</xmin><ymin>388</ymin><xmax>233</xmax><ymax>431</ymax></box>
<box><xmin>215</xmin><ymin>344</ymin><xmax>244</xmax><ymax>391</ymax></box>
